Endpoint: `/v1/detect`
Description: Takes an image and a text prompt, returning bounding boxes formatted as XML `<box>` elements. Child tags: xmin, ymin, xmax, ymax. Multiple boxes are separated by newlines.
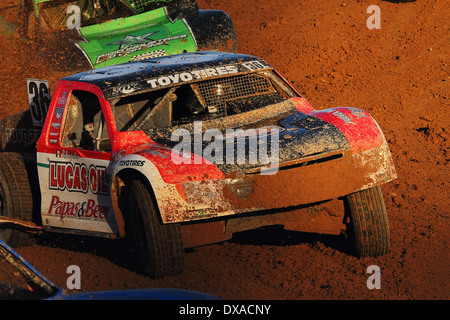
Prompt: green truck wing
<box><xmin>76</xmin><ymin>7</ymin><xmax>197</xmax><ymax>69</ymax></box>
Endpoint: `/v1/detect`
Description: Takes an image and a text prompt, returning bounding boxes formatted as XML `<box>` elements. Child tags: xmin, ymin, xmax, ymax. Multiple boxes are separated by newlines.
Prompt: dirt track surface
<box><xmin>0</xmin><ymin>0</ymin><xmax>448</xmax><ymax>300</ymax></box>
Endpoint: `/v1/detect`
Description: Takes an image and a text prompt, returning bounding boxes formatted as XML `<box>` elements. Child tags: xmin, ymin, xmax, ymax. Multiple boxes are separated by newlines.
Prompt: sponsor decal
<box><xmin>329</xmin><ymin>110</ymin><xmax>354</xmax><ymax>124</ymax></box>
<box><xmin>349</xmin><ymin>107</ymin><xmax>370</xmax><ymax>119</ymax></box>
<box><xmin>146</xmin><ymin>65</ymin><xmax>239</xmax><ymax>88</ymax></box>
<box><xmin>4</xmin><ymin>128</ymin><xmax>41</xmax><ymax>144</ymax></box>
<box><xmin>57</xmin><ymin>91</ymin><xmax>69</xmax><ymax>106</ymax></box>
<box><xmin>48</xmin><ymin>195</ymin><xmax>109</xmax><ymax>221</ymax></box>
<box><xmin>144</xmin><ymin>61</ymin><xmax>270</xmax><ymax>89</ymax></box>
<box><xmin>54</xmin><ymin>107</ymin><xmax>64</xmax><ymax>119</ymax></box>
<box><xmin>118</xmin><ymin>159</ymin><xmax>145</xmax><ymax>167</ymax></box>
<box><xmin>49</xmin><ymin>161</ymin><xmax>109</xmax><ymax>195</ymax></box>
<box><xmin>241</xmin><ymin>61</ymin><xmax>268</xmax><ymax>71</ymax></box>
<box><xmin>131</xmin><ymin>49</ymin><xmax>166</xmax><ymax>61</ymax></box>
<box><xmin>105</xmin><ymin>61</ymin><xmax>271</xmax><ymax>98</ymax></box>
<box><xmin>56</xmin><ymin>150</ymin><xmax>80</xmax><ymax>159</ymax></box>
<box><xmin>109</xmin><ymin>32</ymin><xmax>158</xmax><ymax>50</ymax></box>
<box><xmin>96</xmin><ymin>34</ymin><xmax>189</xmax><ymax>64</ymax></box>
<box><xmin>113</xmin><ymin>83</ymin><xmax>144</xmax><ymax>95</ymax></box>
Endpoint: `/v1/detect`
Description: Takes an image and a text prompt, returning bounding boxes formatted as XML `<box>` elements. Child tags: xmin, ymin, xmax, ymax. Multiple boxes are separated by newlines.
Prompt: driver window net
<box><xmin>196</xmin><ymin>73</ymin><xmax>276</xmax><ymax>115</ymax></box>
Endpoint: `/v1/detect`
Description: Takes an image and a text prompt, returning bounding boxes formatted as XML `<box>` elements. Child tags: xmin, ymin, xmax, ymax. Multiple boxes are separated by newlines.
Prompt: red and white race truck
<box><xmin>0</xmin><ymin>52</ymin><xmax>396</xmax><ymax>278</ymax></box>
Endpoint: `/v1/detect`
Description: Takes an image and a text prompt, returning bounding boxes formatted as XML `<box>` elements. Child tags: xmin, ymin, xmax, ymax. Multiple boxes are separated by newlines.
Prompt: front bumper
<box><xmin>157</xmin><ymin>140</ymin><xmax>397</xmax><ymax>224</ymax></box>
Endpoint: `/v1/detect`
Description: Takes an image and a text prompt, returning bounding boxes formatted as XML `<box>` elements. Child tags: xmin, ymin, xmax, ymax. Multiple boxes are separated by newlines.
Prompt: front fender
<box><xmin>309</xmin><ymin>106</ymin><xmax>397</xmax><ymax>187</ymax></box>
<box><xmin>310</xmin><ymin>106</ymin><xmax>387</xmax><ymax>153</ymax></box>
<box><xmin>110</xmin><ymin>153</ymin><xmax>186</xmax><ymax>227</ymax></box>
<box><xmin>110</xmin><ymin>148</ymin><xmax>231</xmax><ymax>228</ymax></box>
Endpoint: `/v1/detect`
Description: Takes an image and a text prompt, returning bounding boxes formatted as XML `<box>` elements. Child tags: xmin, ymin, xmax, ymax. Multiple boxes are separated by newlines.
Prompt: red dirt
<box><xmin>1</xmin><ymin>0</ymin><xmax>449</xmax><ymax>300</ymax></box>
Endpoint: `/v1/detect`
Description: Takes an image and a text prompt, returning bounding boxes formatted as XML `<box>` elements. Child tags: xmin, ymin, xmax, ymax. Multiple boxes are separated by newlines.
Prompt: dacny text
<box><xmin>179</xmin><ymin>304</ymin><xmax>271</xmax><ymax>317</ymax></box>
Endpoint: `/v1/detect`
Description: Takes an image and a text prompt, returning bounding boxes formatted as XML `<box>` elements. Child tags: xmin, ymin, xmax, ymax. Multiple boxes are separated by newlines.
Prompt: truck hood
<box><xmin>144</xmin><ymin>98</ymin><xmax>350</xmax><ymax>174</ymax></box>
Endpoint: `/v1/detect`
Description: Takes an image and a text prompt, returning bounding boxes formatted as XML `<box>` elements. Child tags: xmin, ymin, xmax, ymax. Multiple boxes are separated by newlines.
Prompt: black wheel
<box><xmin>126</xmin><ymin>179</ymin><xmax>185</xmax><ymax>278</ymax></box>
<box><xmin>0</xmin><ymin>153</ymin><xmax>34</xmax><ymax>247</ymax></box>
<box><xmin>191</xmin><ymin>10</ymin><xmax>238</xmax><ymax>53</ymax></box>
<box><xmin>344</xmin><ymin>186</ymin><xmax>390</xmax><ymax>257</ymax></box>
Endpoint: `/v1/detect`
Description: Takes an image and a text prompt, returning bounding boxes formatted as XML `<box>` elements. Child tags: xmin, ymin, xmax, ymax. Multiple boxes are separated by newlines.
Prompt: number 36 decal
<box><xmin>27</xmin><ymin>79</ymin><xmax>51</xmax><ymax>127</ymax></box>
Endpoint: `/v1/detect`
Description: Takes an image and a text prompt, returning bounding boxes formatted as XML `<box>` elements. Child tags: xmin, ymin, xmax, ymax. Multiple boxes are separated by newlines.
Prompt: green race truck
<box><xmin>9</xmin><ymin>0</ymin><xmax>237</xmax><ymax>70</ymax></box>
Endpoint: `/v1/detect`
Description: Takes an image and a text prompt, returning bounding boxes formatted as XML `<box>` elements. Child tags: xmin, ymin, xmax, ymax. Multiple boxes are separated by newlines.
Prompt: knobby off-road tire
<box><xmin>344</xmin><ymin>186</ymin><xmax>390</xmax><ymax>257</ymax></box>
<box><xmin>0</xmin><ymin>152</ymin><xmax>34</xmax><ymax>247</ymax></box>
<box><xmin>127</xmin><ymin>179</ymin><xmax>185</xmax><ymax>278</ymax></box>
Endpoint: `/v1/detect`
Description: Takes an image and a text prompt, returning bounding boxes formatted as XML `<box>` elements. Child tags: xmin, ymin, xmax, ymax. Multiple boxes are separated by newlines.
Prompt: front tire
<box><xmin>344</xmin><ymin>186</ymin><xmax>390</xmax><ymax>257</ymax></box>
<box><xmin>126</xmin><ymin>179</ymin><xmax>185</xmax><ymax>278</ymax></box>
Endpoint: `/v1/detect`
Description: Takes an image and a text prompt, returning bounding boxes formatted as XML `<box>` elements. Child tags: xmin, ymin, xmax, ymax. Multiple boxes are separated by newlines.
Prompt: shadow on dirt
<box><xmin>33</xmin><ymin>224</ymin><xmax>354</xmax><ymax>275</ymax></box>
<box><xmin>229</xmin><ymin>225</ymin><xmax>352</xmax><ymax>255</ymax></box>
<box><xmin>35</xmin><ymin>233</ymin><xmax>142</xmax><ymax>273</ymax></box>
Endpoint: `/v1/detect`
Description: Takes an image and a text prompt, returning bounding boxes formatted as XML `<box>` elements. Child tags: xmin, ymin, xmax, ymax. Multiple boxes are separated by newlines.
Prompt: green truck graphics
<box><xmin>76</xmin><ymin>7</ymin><xmax>197</xmax><ymax>68</ymax></box>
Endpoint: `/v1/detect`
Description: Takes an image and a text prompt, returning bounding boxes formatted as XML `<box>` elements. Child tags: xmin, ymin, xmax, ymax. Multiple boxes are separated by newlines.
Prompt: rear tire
<box><xmin>126</xmin><ymin>179</ymin><xmax>185</xmax><ymax>278</ymax></box>
<box><xmin>0</xmin><ymin>153</ymin><xmax>34</xmax><ymax>247</ymax></box>
<box><xmin>344</xmin><ymin>186</ymin><xmax>390</xmax><ymax>257</ymax></box>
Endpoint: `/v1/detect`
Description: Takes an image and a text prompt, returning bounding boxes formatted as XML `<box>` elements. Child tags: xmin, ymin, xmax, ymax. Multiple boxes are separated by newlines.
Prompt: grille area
<box><xmin>196</xmin><ymin>74</ymin><xmax>275</xmax><ymax>114</ymax></box>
